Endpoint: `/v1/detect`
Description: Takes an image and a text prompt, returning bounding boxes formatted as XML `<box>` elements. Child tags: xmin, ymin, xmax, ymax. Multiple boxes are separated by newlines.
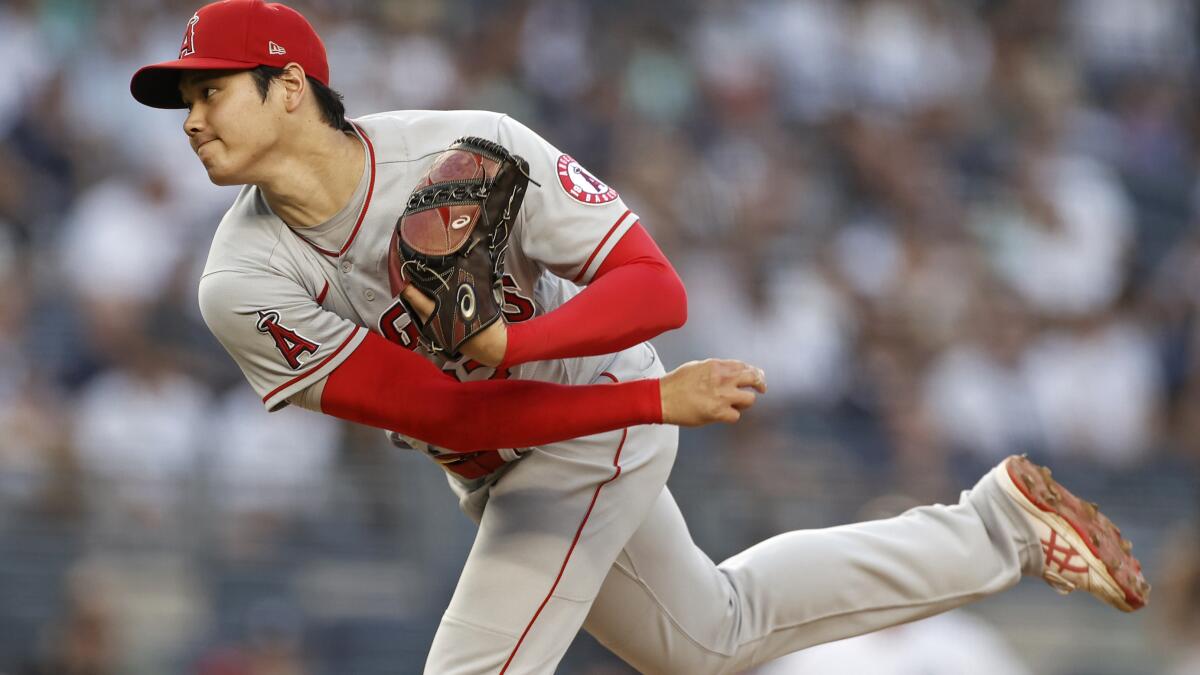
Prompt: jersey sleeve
<box><xmin>198</xmin><ymin>270</ymin><xmax>368</xmax><ymax>411</ymax></box>
<box><xmin>495</xmin><ymin>115</ymin><xmax>639</xmax><ymax>284</ymax></box>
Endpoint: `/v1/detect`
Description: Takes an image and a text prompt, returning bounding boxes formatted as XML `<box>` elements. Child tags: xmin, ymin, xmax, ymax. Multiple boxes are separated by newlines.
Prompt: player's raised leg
<box><xmin>583</xmin><ymin>455</ymin><xmax>1149</xmax><ymax>674</ymax></box>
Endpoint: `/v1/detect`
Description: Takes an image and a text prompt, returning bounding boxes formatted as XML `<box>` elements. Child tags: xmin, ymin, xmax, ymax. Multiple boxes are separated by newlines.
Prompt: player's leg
<box><xmin>422</xmin><ymin>420</ymin><xmax>679</xmax><ymax>675</ymax></box>
<box><xmin>583</xmin><ymin>455</ymin><xmax>1148</xmax><ymax>674</ymax></box>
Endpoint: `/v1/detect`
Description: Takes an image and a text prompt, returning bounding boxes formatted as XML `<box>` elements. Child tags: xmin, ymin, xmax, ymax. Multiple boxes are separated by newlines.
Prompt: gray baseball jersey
<box><xmin>199</xmin><ymin>110</ymin><xmax>640</xmax><ymax>410</ymax></box>
<box><xmin>198</xmin><ymin>111</ymin><xmax>1037</xmax><ymax>674</ymax></box>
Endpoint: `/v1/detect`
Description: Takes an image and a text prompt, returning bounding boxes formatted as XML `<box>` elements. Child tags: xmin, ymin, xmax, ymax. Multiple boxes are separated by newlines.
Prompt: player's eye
<box><xmin>204</xmin><ymin>87</ymin><xmax>217</xmax><ymax>99</ymax></box>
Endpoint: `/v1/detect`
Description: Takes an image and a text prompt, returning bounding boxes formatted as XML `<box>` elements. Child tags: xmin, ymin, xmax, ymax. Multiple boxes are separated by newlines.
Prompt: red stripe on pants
<box><xmin>500</xmin><ymin>372</ymin><xmax>625</xmax><ymax>672</ymax></box>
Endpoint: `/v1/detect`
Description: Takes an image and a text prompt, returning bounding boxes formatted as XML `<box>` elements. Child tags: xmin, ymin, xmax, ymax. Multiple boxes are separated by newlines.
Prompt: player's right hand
<box><xmin>659</xmin><ymin>359</ymin><xmax>767</xmax><ymax>426</ymax></box>
<box><xmin>400</xmin><ymin>284</ymin><xmax>507</xmax><ymax>367</ymax></box>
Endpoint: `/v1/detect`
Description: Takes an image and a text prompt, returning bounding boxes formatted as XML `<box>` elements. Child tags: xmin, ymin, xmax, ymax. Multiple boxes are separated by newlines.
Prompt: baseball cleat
<box><xmin>995</xmin><ymin>455</ymin><xmax>1150</xmax><ymax>612</ymax></box>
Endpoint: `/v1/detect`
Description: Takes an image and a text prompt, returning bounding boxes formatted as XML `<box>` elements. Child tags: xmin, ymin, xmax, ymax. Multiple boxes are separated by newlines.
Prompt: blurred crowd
<box><xmin>1</xmin><ymin>0</ymin><xmax>1199</xmax><ymax>673</ymax></box>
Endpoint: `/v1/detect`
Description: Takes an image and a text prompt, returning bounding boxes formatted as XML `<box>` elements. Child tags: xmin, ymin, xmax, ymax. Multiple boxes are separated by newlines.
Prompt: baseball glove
<box><xmin>392</xmin><ymin>137</ymin><xmax>532</xmax><ymax>359</ymax></box>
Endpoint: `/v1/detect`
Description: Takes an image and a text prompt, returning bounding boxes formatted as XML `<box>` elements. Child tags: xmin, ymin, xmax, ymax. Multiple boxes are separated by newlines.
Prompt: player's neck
<box><xmin>256</xmin><ymin>123</ymin><xmax>365</xmax><ymax>229</ymax></box>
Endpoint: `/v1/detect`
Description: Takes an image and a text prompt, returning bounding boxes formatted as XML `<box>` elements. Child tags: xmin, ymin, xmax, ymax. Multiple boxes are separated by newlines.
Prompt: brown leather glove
<box><xmin>392</xmin><ymin>136</ymin><xmax>532</xmax><ymax>359</ymax></box>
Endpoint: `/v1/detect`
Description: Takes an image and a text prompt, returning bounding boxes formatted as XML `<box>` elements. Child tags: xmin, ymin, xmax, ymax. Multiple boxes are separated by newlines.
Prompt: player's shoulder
<box><xmin>203</xmin><ymin>185</ymin><xmax>290</xmax><ymax>275</ymax></box>
<box><xmin>351</xmin><ymin>109</ymin><xmax>524</xmax><ymax>160</ymax></box>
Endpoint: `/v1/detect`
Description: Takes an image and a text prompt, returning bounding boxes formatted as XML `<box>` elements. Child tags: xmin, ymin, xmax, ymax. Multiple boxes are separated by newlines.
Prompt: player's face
<box><xmin>179</xmin><ymin>71</ymin><xmax>281</xmax><ymax>186</ymax></box>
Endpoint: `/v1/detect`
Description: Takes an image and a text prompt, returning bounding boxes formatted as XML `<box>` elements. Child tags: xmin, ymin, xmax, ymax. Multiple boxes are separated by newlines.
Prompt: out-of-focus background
<box><xmin>0</xmin><ymin>0</ymin><xmax>1198</xmax><ymax>673</ymax></box>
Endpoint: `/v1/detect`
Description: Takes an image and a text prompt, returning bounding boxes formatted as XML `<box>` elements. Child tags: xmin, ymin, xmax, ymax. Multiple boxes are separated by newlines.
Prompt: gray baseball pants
<box><xmin>423</xmin><ymin>360</ymin><xmax>1040</xmax><ymax>674</ymax></box>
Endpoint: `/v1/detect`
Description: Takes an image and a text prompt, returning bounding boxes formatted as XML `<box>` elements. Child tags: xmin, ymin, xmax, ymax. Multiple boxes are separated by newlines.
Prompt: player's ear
<box><xmin>277</xmin><ymin>62</ymin><xmax>307</xmax><ymax>113</ymax></box>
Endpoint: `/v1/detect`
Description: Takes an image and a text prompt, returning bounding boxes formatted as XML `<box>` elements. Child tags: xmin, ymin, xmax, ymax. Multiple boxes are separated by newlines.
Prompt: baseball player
<box><xmin>129</xmin><ymin>2</ymin><xmax>1150</xmax><ymax>673</ymax></box>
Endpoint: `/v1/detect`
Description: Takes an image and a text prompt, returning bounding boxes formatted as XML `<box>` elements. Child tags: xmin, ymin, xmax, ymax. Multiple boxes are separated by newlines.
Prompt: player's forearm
<box><xmin>501</xmin><ymin>262</ymin><xmax>685</xmax><ymax>367</ymax></box>
<box><xmin>320</xmin><ymin>331</ymin><xmax>662</xmax><ymax>452</ymax></box>
<box><xmin>501</xmin><ymin>225</ymin><xmax>687</xmax><ymax>368</ymax></box>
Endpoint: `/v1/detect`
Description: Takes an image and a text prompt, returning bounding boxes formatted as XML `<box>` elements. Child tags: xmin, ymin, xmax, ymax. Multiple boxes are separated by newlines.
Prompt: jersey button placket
<box><xmin>364</xmin><ymin>289</ymin><xmax>375</xmax><ymax>301</ymax></box>
<box><xmin>341</xmin><ymin>260</ymin><xmax>353</xmax><ymax>274</ymax></box>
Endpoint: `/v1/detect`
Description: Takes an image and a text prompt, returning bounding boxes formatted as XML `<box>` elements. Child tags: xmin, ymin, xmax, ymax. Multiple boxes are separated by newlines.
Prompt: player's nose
<box><xmin>183</xmin><ymin>107</ymin><xmax>205</xmax><ymax>139</ymax></box>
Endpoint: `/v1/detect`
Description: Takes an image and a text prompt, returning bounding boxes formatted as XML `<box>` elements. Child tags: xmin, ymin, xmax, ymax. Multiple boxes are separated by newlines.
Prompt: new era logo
<box><xmin>268</xmin><ymin>41</ymin><xmax>286</xmax><ymax>55</ymax></box>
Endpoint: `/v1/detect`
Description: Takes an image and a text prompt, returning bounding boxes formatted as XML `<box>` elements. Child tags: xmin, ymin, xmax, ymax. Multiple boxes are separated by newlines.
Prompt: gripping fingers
<box><xmin>730</xmin><ymin>363</ymin><xmax>768</xmax><ymax>394</ymax></box>
<box><xmin>730</xmin><ymin>388</ymin><xmax>757</xmax><ymax>410</ymax></box>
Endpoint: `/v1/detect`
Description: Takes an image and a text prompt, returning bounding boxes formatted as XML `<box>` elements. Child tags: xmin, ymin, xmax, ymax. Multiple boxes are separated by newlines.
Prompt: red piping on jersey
<box><xmin>291</xmin><ymin>122</ymin><xmax>377</xmax><ymax>257</ymax></box>
<box><xmin>262</xmin><ymin>325</ymin><xmax>363</xmax><ymax>405</ymax></box>
<box><xmin>500</xmin><ymin>370</ymin><xmax>625</xmax><ymax>674</ymax></box>
<box><xmin>315</xmin><ymin>280</ymin><xmax>330</xmax><ymax>305</ymax></box>
<box><xmin>573</xmin><ymin>209</ymin><xmax>634</xmax><ymax>283</ymax></box>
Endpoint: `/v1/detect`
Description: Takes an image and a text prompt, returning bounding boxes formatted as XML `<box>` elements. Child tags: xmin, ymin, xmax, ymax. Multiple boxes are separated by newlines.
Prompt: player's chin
<box><xmin>206</xmin><ymin>171</ymin><xmax>241</xmax><ymax>186</ymax></box>
<box><xmin>201</xmin><ymin>161</ymin><xmax>243</xmax><ymax>186</ymax></box>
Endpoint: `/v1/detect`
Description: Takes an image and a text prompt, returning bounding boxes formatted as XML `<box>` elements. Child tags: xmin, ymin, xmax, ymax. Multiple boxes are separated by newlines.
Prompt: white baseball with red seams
<box><xmin>197</xmin><ymin>109</ymin><xmax>1143</xmax><ymax>673</ymax></box>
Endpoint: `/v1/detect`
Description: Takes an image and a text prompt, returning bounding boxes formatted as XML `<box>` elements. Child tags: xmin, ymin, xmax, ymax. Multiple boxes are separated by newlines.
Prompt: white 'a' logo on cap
<box><xmin>179</xmin><ymin>13</ymin><xmax>199</xmax><ymax>58</ymax></box>
<box><xmin>268</xmin><ymin>41</ymin><xmax>287</xmax><ymax>55</ymax></box>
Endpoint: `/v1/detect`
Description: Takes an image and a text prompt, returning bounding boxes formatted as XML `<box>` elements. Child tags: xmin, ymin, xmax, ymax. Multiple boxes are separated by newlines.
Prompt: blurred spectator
<box><xmin>58</xmin><ymin>173</ymin><xmax>188</xmax><ymax>311</ymax></box>
<box><xmin>0</xmin><ymin>387</ymin><xmax>80</xmax><ymax>521</ymax></box>
<box><xmin>679</xmin><ymin>251</ymin><xmax>855</xmax><ymax>408</ymax></box>
<box><xmin>1022</xmin><ymin>309</ymin><xmax>1163</xmax><ymax>465</ymax></box>
<box><xmin>750</xmin><ymin>0</ymin><xmax>848</xmax><ymax>122</ymax></box>
<box><xmin>71</xmin><ymin>354</ymin><xmax>211</xmax><ymax>537</ymax></box>
<box><xmin>1159</xmin><ymin>526</ymin><xmax>1200</xmax><ymax>675</ymax></box>
<box><xmin>922</xmin><ymin>286</ymin><xmax>1045</xmax><ymax>462</ymax></box>
<box><xmin>980</xmin><ymin>149</ymin><xmax>1134</xmax><ymax>318</ymax></box>
<box><xmin>195</xmin><ymin>599</ymin><xmax>308</xmax><ymax>675</ymax></box>
<box><xmin>1152</xmin><ymin>228</ymin><xmax>1200</xmax><ymax>459</ymax></box>
<box><xmin>847</xmin><ymin>0</ymin><xmax>993</xmax><ymax>114</ymax></box>
<box><xmin>19</xmin><ymin>564</ymin><xmax>117</xmax><ymax>675</ymax></box>
<box><xmin>520</xmin><ymin>0</ymin><xmax>594</xmax><ymax>104</ymax></box>
<box><xmin>207</xmin><ymin>388</ymin><xmax>341</xmax><ymax>559</ymax></box>
<box><xmin>0</xmin><ymin>0</ymin><xmax>56</xmax><ymax>136</ymax></box>
<box><xmin>1067</xmin><ymin>0</ymin><xmax>1196</xmax><ymax>78</ymax></box>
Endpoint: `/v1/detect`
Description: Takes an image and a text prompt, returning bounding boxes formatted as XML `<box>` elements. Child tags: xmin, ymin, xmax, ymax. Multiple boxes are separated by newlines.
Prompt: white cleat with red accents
<box><xmin>996</xmin><ymin>455</ymin><xmax>1150</xmax><ymax>612</ymax></box>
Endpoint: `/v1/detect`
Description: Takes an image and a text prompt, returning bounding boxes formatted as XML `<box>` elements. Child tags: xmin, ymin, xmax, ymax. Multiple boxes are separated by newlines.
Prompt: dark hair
<box><xmin>249</xmin><ymin>65</ymin><xmax>352</xmax><ymax>132</ymax></box>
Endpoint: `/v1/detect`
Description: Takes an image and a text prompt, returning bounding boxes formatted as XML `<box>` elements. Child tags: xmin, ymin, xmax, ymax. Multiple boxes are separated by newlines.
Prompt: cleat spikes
<box><xmin>999</xmin><ymin>455</ymin><xmax>1149</xmax><ymax>612</ymax></box>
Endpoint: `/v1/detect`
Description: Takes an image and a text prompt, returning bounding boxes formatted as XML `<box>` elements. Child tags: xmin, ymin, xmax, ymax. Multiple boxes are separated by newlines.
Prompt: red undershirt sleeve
<box><xmin>500</xmin><ymin>224</ymin><xmax>687</xmax><ymax>368</ymax></box>
<box><xmin>320</xmin><ymin>331</ymin><xmax>663</xmax><ymax>453</ymax></box>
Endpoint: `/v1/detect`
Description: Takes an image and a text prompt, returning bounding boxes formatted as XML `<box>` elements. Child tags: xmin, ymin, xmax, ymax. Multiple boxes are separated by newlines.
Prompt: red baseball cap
<box><xmin>130</xmin><ymin>0</ymin><xmax>329</xmax><ymax>109</ymax></box>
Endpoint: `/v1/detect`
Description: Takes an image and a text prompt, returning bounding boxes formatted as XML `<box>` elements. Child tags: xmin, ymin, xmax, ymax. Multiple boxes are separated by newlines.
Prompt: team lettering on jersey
<box><xmin>256</xmin><ymin>310</ymin><xmax>321</xmax><ymax>369</ymax></box>
<box><xmin>499</xmin><ymin>275</ymin><xmax>535</xmax><ymax>323</ymax></box>
<box><xmin>377</xmin><ymin>274</ymin><xmax>535</xmax><ymax>382</ymax></box>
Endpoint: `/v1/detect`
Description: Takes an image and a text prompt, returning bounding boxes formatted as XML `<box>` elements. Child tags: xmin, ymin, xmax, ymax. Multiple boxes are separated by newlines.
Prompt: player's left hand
<box><xmin>392</xmin><ymin>137</ymin><xmax>530</xmax><ymax>360</ymax></box>
<box><xmin>400</xmin><ymin>285</ymin><xmax>507</xmax><ymax>367</ymax></box>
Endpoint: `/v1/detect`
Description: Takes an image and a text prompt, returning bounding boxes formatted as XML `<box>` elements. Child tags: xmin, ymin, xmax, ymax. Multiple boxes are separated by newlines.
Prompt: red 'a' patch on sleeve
<box><xmin>256</xmin><ymin>310</ymin><xmax>321</xmax><ymax>369</ymax></box>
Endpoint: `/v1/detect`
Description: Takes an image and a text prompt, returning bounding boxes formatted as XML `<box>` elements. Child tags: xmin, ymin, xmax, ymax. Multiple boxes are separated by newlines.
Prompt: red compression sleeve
<box><xmin>500</xmin><ymin>224</ymin><xmax>687</xmax><ymax>368</ymax></box>
<box><xmin>320</xmin><ymin>331</ymin><xmax>662</xmax><ymax>452</ymax></box>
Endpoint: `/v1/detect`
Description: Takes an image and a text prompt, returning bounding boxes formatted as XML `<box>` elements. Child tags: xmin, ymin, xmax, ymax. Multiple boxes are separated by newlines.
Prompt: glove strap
<box><xmin>396</xmin><ymin>292</ymin><xmax>447</xmax><ymax>357</ymax></box>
